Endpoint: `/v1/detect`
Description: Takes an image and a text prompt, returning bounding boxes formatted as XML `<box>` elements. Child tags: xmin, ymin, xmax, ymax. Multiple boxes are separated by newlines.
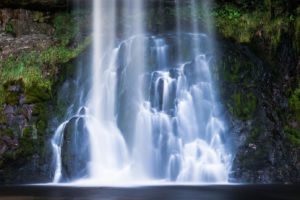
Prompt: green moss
<box><xmin>228</xmin><ymin>91</ymin><xmax>257</xmax><ymax>120</ymax></box>
<box><xmin>213</xmin><ymin>4</ymin><xmax>291</xmax><ymax>46</ymax></box>
<box><xmin>17</xmin><ymin>127</ymin><xmax>35</xmax><ymax>157</ymax></box>
<box><xmin>294</xmin><ymin>10</ymin><xmax>300</xmax><ymax>52</ymax></box>
<box><xmin>53</xmin><ymin>12</ymin><xmax>78</xmax><ymax>46</ymax></box>
<box><xmin>213</xmin><ymin>5</ymin><xmax>256</xmax><ymax>43</ymax></box>
<box><xmin>0</xmin><ymin>87</ymin><xmax>4</xmax><ymax>105</ymax></box>
<box><xmin>0</xmin><ymin>112</ymin><xmax>6</xmax><ymax>125</ymax></box>
<box><xmin>1</xmin><ymin>79</ymin><xmax>25</xmax><ymax>105</ymax></box>
<box><xmin>0</xmin><ymin>11</ymin><xmax>91</xmax><ymax>167</ymax></box>
<box><xmin>0</xmin><ymin>128</ymin><xmax>14</xmax><ymax>138</ymax></box>
<box><xmin>25</xmin><ymin>83</ymin><xmax>51</xmax><ymax>104</ymax></box>
<box><xmin>0</xmin><ymin>55</ymin><xmax>51</xmax><ymax>91</ymax></box>
<box><xmin>247</xmin><ymin>126</ymin><xmax>261</xmax><ymax>143</ymax></box>
<box><xmin>4</xmin><ymin>93</ymin><xmax>19</xmax><ymax>105</ymax></box>
<box><xmin>288</xmin><ymin>86</ymin><xmax>300</xmax><ymax>122</ymax></box>
<box><xmin>284</xmin><ymin>126</ymin><xmax>300</xmax><ymax>146</ymax></box>
<box><xmin>213</xmin><ymin>5</ymin><xmax>241</xmax><ymax>21</ymax></box>
<box><xmin>263</xmin><ymin>17</ymin><xmax>288</xmax><ymax>47</ymax></box>
<box><xmin>221</xmin><ymin>57</ymin><xmax>242</xmax><ymax>83</ymax></box>
<box><xmin>3</xmin><ymin>79</ymin><xmax>25</xmax><ymax>92</ymax></box>
<box><xmin>32</xmin><ymin>11</ymin><xmax>48</xmax><ymax>23</ymax></box>
<box><xmin>36</xmin><ymin>120</ymin><xmax>46</xmax><ymax>150</ymax></box>
<box><xmin>0</xmin><ymin>36</ymin><xmax>91</xmax><ymax>94</ymax></box>
<box><xmin>4</xmin><ymin>22</ymin><xmax>14</xmax><ymax>34</ymax></box>
<box><xmin>219</xmin><ymin>50</ymin><xmax>255</xmax><ymax>87</ymax></box>
<box><xmin>22</xmin><ymin>127</ymin><xmax>32</xmax><ymax>137</ymax></box>
<box><xmin>283</xmin><ymin>83</ymin><xmax>300</xmax><ymax>146</ymax></box>
<box><xmin>0</xmin><ymin>11</ymin><xmax>91</xmax><ymax>102</ymax></box>
<box><xmin>16</xmin><ymin>125</ymin><xmax>42</xmax><ymax>157</ymax></box>
<box><xmin>37</xmin><ymin>120</ymin><xmax>46</xmax><ymax>132</ymax></box>
<box><xmin>163</xmin><ymin>1</ymin><xmax>298</xmax><ymax>54</ymax></box>
<box><xmin>32</xmin><ymin>103</ymin><xmax>47</xmax><ymax>116</ymax></box>
<box><xmin>288</xmin><ymin>134</ymin><xmax>300</xmax><ymax>146</ymax></box>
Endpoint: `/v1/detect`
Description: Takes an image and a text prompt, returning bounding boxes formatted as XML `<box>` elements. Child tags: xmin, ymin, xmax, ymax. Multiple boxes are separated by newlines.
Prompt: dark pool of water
<box><xmin>0</xmin><ymin>185</ymin><xmax>299</xmax><ymax>200</ymax></box>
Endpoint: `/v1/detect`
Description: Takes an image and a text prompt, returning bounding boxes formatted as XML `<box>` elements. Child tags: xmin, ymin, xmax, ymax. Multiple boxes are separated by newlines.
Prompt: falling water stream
<box><xmin>51</xmin><ymin>0</ymin><xmax>231</xmax><ymax>185</ymax></box>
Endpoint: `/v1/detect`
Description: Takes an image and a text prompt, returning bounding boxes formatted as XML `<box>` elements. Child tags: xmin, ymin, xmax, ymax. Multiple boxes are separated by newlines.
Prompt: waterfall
<box><xmin>85</xmin><ymin>0</ymin><xmax>130</xmax><ymax>183</ymax></box>
<box><xmin>51</xmin><ymin>0</ymin><xmax>231</xmax><ymax>185</ymax></box>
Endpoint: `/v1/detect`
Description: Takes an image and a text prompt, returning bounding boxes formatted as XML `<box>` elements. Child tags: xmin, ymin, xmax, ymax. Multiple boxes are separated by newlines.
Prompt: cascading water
<box><xmin>51</xmin><ymin>0</ymin><xmax>231</xmax><ymax>184</ymax></box>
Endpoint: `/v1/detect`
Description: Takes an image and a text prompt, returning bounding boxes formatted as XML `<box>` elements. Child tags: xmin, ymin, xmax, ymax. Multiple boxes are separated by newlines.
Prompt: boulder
<box><xmin>61</xmin><ymin>116</ymin><xmax>90</xmax><ymax>181</ymax></box>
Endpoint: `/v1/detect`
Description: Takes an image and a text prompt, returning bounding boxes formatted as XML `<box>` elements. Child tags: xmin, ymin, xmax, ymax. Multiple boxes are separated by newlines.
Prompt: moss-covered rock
<box><xmin>228</xmin><ymin>91</ymin><xmax>257</xmax><ymax>120</ymax></box>
<box><xmin>215</xmin><ymin>1</ymin><xmax>300</xmax><ymax>183</ymax></box>
<box><xmin>0</xmin><ymin>8</ymin><xmax>91</xmax><ymax>184</ymax></box>
<box><xmin>25</xmin><ymin>84</ymin><xmax>51</xmax><ymax>104</ymax></box>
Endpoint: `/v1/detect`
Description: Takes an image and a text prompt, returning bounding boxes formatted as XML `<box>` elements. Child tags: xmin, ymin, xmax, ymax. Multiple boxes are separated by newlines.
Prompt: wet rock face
<box><xmin>217</xmin><ymin>31</ymin><xmax>300</xmax><ymax>183</ymax></box>
<box><xmin>0</xmin><ymin>9</ymin><xmax>54</xmax><ymax>59</ymax></box>
<box><xmin>0</xmin><ymin>9</ymin><xmax>54</xmax><ymax>36</ymax></box>
<box><xmin>0</xmin><ymin>33</ymin><xmax>54</xmax><ymax>60</ymax></box>
<box><xmin>0</xmin><ymin>3</ymin><xmax>92</xmax><ymax>183</ymax></box>
<box><xmin>0</xmin><ymin>79</ymin><xmax>52</xmax><ymax>184</ymax></box>
<box><xmin>61</xmin><ymin>117</ymin><xmax>90</xmax><ymax>182</ymax></box>
<box><xmin>0</xmin><ymin>8</ymin><xmax>54</xmax><ymax>35</ymax></box>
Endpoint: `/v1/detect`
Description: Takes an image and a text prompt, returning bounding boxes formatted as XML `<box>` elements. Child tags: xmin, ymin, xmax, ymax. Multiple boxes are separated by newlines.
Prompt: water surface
<box><xmin>0</xmin><ymin>185</ymin><xmax>299</xmax><ymax>200</ymax></box>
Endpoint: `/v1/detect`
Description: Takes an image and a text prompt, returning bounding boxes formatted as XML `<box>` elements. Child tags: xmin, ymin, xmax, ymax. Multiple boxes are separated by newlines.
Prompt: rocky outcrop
<box><xmin>215</xmin><ymin>1</ymin><xmax>300</xmax><ymax>182</ymax></box>
<box><xmin>0</xmin><ymin>33</ymin><xmax>54</xmax><ymax>60</ymax></box>
<box><xmin>0</xmin><ymin>3</ymin><xmax>91</xmax><ymax>183</ymax></box>
<box><xmin>0</xmin><ymin>8</ymin><xmax>56</xmax><ymax>184</ymax></box>
<box><xmin>0</xmin><ymin>9</ymin><xmax>54</xmax><ymax>35</ymax></box>
<box><xmin>0</xmin><ymin>79</ymin><xmax>52</xmax><ymax>183</ymax></box>
<box><xmin>0</xmin><ymin>9</ymin><xmax>55</xmax><ymax>60</ymax></box>
<box><xmin>217</xmin><ymin>39</ymin><xmax>300</xmax><ymax>183</ymax></box>
<box><xmin>60</xmin><ymin>112</ymin><xmax>90</xmax><ymax>182</ymax></box>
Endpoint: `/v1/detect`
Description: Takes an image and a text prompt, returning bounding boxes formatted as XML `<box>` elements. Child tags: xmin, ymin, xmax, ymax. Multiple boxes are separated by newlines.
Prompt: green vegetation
<box><xmin>0</xmin><ymin>79</ymin><xmax>23</xmax><ymax>105</ymax></box>
<box><xmin>173</xmin><ymin>2</ymin><xmax>298</xmax><ymax>48</ymax></box>
<box><xmin>228</xmin><ymin>92</ymin><xmax>257</xmax><ymax>120</ymax></box>
<box><xmin>0</xmin><ymin>35</ymin><xmax>91</xmax><ymax>90</ymax></box>
<box><xmin>247</xmin><ymin>126</ymin><xmax>261</xmax><ymax>143</ymax></box>
<box><xmin>53</xmin><ymin>12</ymin><xmax>78</xmax><ymax>46</ymax></box>
<box><xmin>4</xmin><ymin>22</ymin><xmax>14</xmax><ymax>34</ymax></box>
<box><xmin>295</xmin><ymin>7</ymin><xmax>300</xmax><ymax>52</ymax></box>
<box><xmin>17</xmin><ymin>126</ymin><xmax>35</xmax><ymax>156</ymax></box>
<box><xmin>219</xmin><ymin>52</ymin><xmax>254</xmax><ymax>86</ymax></box>
<box><xmin>214</xmin><ymin>5</ymin><xmax>241</xmax><ymax>20</ymax></box>
<box><xmin>284</xmin><ymin>126</ymin><xmax>300</xmax><ymax>146</ymax></box>
<box><xmin>0</xmin><ymin>11</ymin><xmax>91</xmax><ymax>167</ymax></box>
<box><xmin>0</xmin><ymin>128</ymin><xmax>14</xmax><ymax>138</ymax></box>
<box><xmin>0</xmin><ymin>85</ymin><xmax>5</xmax><ymax>104</ymax></box>
<box><xmin>217</xmin><ymin>48</ymin><xmax>258</xmax><ymax>122</ymax></box>
<box><xmin>32</xmin><ymin>11</ymin><xmax>49</xmax><ymax>23</ymax></box>
<box><xmin>289</xmin><ymin>86</ymin><xmax>300</xmax><ymax>122</ymax></box>
<box><xmin>285</xmin><ymin>86</ymin><xmax>300</xmax><ymax>146</ymax></box>
<box><xmin>0</xmin><ymin>12</ymin><xmax>91</xmax><ymax>105</ymax></box>
<box><xmin>213</xmin><ymin>4</ymin><xmax>292</xmax><ymax>45</ymax></box>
